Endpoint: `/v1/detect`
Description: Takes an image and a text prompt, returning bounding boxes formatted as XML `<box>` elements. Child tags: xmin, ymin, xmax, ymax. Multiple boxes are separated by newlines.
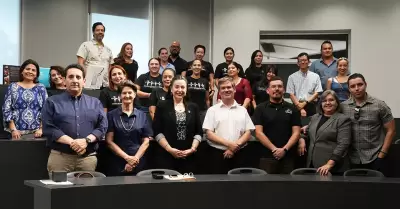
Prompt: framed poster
<box><xmin>3</xmin><ymin>65</ymin><xmax>20</xmax><ymax>85</ymax></box>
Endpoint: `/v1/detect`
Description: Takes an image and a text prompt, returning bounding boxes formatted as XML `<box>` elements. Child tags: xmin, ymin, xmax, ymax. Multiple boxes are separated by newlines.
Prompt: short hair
<box><xmin>297</xmin><ymin>52</ymin><xmax>310</xmax><ymax>61</ymax></box>
<box><xmin>316</xmin><ymin>90</ymin><xmax>342</xmax><ymax>114</ymax></box>
<box><xmin>162</xmin><ymin>68</ymin><xmax>176</xmax><ymax>77</ymax></box>
<box><xmin>92</xmin><ymin>22</ymin><xmax>105</xmax><ymax>33</ymax></box>
<box><xmin>117</xmin><ymin>80</ymin><xmax>137</xmax><ymax>94</ymax></box>
<box><xmin>347</xmin><ymin>73</ymin><xmax>366</xmax><ymax>86</ymax></box>
<box><xmin>217</xmin><ymin>76</ymin><xmax>235</xmax><ymax>90</ymax></box>
<box><xmin>224</xmin><ymin>47</ymin><xmax>235</xmax><ymax>55</ymax></box>
<box><xmin>19</xmin><ymin>59</ymin><xmax>40</xmax><ymax>83</ymax></box>
<box><xmin>108</xmin><ymin>65</ymin><xmax>127</xmax><ymax>90</ymax></box>
<box><xmin>167</xmin><ymin>75</ymin><xmax>190</xmax><ymax>104</ymax></box>
<box><xmin>65</xmin><ymin>64</ymin><xmax>85</xmax><ymax>78</ymax></box>
<box><xmin>194</xmin><ymin>45</ymin><xmax>206</xmax><ymax>54</ymax></box>
<box><xmin>49</xmin><ymin>65</ymin><xmax>65</xmax><ymax>89</ymax></box>
<box><xmin>148</xmin><ymin>57</ymin><xmax>160</xmax><ymax>66</ymax></box>
<box><xmin>269</xmin><ymin>76</ymin><xmax>284</xmax><ymax>84</ymax></box>
<box><xmin>320</xmin><ymin>40</ymin><xmax>333</xmax><ymax>50</ymax></box>
<box><xmin>158</xmin><ymin>47</ymin><xmax>168</xmax><ymax>55</ymax></box>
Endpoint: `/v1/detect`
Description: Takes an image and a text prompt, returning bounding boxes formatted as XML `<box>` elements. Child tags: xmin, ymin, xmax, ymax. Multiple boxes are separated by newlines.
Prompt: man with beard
<box><xmin>42</xmin><ymin>64</ymin><xmax>108</xmax><ymax>177</ymax></box>
<box><xmin>203</xmin><ymin>77</ymin><xmax>255</xmax><ymax>174</ymax></box>
<box><xmin>77</xmin><ymin>22</ymin><xmax>113</xmax><ymax>88</ymax></box>
<box><xmin>168</xmin><ymin>41</ymin><xmax>188</xmax><ymax>75</ymax></box>
<box><xmin>342</xmin><ymin>73</ymin><xmax>396</xmax><ymax>171</ymax></box>
<box><xmin>253</xmin><ymin>76</ymin><xmax>301</xmax><ymax>174</ymax></box>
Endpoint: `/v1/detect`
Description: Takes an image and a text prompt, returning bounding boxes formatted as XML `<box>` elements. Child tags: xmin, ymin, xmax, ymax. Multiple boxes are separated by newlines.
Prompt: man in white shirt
<box><xmin>203</xmin><ymin>77</ymin><xmax>255</xmax><ymax>174</ymax></box>
<box><xmin>77</xmin><ymin>22</ymin><xmax>113</xmax><ymax>88</ymax></box>
<box><xmin>287</xmin><ymin>52</ymin><xmax>323</xmax><ymax>117</ymax></box>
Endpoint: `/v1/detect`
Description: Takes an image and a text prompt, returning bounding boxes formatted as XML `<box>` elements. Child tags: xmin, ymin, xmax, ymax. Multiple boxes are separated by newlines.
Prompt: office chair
<box><xmin>136</xmin><ymin>169</ymin><xmax>181</xmax><ymax>177</ymax></box>
<box><xmin>67</xmin><ymin>171</ymin><xmax>106</xmax><ymax>179</ymax></box>
<box><xmin>343</xmin><ymin>169</ymin><xmax>384</xmax><ymax>177</ymax></box>
<box><xmin>290</xmin><ymin>168</ymin><xmax>332</xmax><ymax>176</ymax></box>
<box><xmin>228</xmin><ymin>167</ymin><xmax>267</xmax><ymax>175</ymax></box>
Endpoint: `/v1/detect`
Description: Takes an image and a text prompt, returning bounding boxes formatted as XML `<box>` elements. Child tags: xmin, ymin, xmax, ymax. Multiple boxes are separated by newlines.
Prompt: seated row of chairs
<box><xmin>66</xmin><ymin>167</ymin><xmax>385</xmax><ymax>179</ymax></box>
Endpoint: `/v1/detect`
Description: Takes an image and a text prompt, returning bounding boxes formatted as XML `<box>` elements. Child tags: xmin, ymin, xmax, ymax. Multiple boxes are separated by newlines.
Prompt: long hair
<box><xmin>248</xmin><ymin>50</ymin><xmax>263</xmax><ymax>69</ymax></box>
<box><xmin>166</xmin><ymin>75</ymin><xmax>190</xmax><ymax>108</ymax></box>
<box><xmin>114</xmin><ymin>42</ymin><xmax>133</xmax><ymax>65</ymax></box>
<box><xmin>108</xmin><ymin>65</ymin><xmax>127</xmax><ymax>90</ymax></box>
<box><xmin>259</xmin><ymin>65</ymin><xmax>278</xmax><ymax>87</ymax></box>
<box><xmin>48</xmin><ymin>66</ymin><xmax>65</xmax><ymax>89</ymax></box>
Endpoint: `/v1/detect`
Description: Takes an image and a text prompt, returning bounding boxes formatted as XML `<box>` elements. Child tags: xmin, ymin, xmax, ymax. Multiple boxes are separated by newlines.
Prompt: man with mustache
<box><xmin>253</xmin><ymin>76</ymin><xmax>301</xmax><ymax>174</ymax></box>
<box><xmin>42</xmin><ymin>64</ymin><xmax>108</xmax><ymax>177</ymax></box>
<box><xmin>168</xmin><ymin>41</ymin><xmax>188</xmax><ymax>76</ymax></box>
<box><xmin>342</xmin><ymin>73</ymin><xmax>396</xmax><ymax>171</ymax></box>
<box><xmin>203</xmin><ymin>77</ymin><xmax>255</xmax><ymax>174</ymax></box>
<box><xmin>77</xmin><ymin>22</ymin><xmax>113</xmax><ymax>88</ymax></box>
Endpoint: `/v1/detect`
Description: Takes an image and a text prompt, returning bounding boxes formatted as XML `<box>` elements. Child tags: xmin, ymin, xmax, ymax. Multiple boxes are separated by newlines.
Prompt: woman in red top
<box><xmin>217</xmin><ymin>62</ymin><xmax>252</xmax><ymax>108</ymax></box>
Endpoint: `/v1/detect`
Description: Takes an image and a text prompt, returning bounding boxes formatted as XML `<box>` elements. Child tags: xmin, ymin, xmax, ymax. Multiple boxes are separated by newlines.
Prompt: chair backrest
<box><xmin>67</xmin><ymin>171</ymin><xmax>106</xmax><ymax>179</ymax></box>
<box><xmin>395</xmin><ymin>139</ymin><xmax>400</xmax><ymax>144</ymax></box>
<box><xmin>290</xmin><ymin>168</ymin><xmax>331</xmax><ymax>176</ymax></box>
<box><xmin>136</xmin><ymin>169</ymin><xmax>181</xmax><ymax>177</ymax></box>
<box><xmin>227</xmin><ymin>167</ymin><xmax>267</xmax><ymax>175</ymax></box>
<box><xmin>343</xmin><ymin>169</ymin><xmax>385</xmax><ymax>177</ymax></box>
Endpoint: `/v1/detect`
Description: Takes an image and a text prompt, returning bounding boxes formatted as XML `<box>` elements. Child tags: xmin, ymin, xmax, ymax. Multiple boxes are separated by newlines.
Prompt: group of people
<box><xmin>1</xmin><ymin>22</ymin><xmax>396</xmax><ymax>177</ymax></box>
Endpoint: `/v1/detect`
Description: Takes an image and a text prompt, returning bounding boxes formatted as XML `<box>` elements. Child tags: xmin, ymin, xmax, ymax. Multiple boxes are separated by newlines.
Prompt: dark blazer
<box><xmin>152</xmin><ymin>99</ymin><xmax>202</xmax><ymax>150</ymax></box>
<box><xmin>306</xmin><ymin>112</ymin><xmax>351</xmax><ymax>173</ymax></box>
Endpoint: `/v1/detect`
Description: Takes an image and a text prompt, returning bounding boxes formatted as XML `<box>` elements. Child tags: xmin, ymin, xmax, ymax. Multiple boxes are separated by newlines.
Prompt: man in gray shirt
<box><xmin>342</xmin><ymin>73</ymin><xmax>396</xmax><ymax>171</ymax></box>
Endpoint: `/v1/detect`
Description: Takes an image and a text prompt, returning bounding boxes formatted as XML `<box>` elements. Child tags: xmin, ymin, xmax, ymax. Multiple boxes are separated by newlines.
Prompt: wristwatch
<box><xmin>85</xmin><ymin>137</ymin><xmax>91</xmax><ymax>144</ymax></box>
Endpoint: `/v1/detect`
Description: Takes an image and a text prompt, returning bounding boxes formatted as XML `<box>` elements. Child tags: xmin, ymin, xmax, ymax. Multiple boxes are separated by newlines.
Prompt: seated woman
<box><xmin>106</xmin><ymin>80</ymin><xmax>152</xmax><ymax>176</ymax></box>
<box><xmin>149</xmin><ymin>68</ymin><xmax>175</xmax><ymax>120</ymax></box>
<box><xmin>47</xmin><ymin>65</ymin><xmax>66</xmax><ymax>96</ymax></box>
<box><xmin>298</xmin><ymin>90</ymin><xmax>351</xmax><ymax>175</ymax></box>
<box><xmin>217</xmin><ymin>62</ymin><xmax>252</xmax><ymax>109</ymax></box>
<box><xmin>2</xmin><ymin>59</ymin><xmax>48</xmax><ymax>140</ymax></box>
<box><xmin>326</xmin><ymin>57</ymin><xmax>350</xmax><ymax>102</ymax></box>
<box><xmin>99</xmin><ymin>65</ymin><xmax>128</xmax><ymax>113</ymax></box>
<box><xmin>153</xmin><ymin>76</ymin><xmax>202</xmax><ymax>174</ymax></box>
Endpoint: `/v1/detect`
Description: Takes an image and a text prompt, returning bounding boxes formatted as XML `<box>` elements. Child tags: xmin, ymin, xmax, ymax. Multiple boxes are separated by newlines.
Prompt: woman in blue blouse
<box><xmin>326</xmin><ymin>57</ymin><xmax>350</xmax><ymax>102</ymax></box>
<box><xmin>2</xmin><ymin>59</ymin><xmax>48</xmax><ymax>140</ymax></box>
<box><xmin>106</xmin><ymin>80</ymin><xmax>153</xmax><ymax>176</ymax></box>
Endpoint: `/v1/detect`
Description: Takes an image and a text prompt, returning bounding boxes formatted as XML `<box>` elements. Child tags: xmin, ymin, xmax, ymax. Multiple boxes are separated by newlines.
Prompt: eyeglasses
<box><xmin>354</xmin><ymin>107</ymin><xmax>360</xmax><ymax>120</ymax></box>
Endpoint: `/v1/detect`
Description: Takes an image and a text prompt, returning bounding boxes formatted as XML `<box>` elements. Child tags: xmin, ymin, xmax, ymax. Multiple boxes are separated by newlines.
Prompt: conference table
<box><xmin>25</xmin><ymin>174</ymin><xmax>399</xmax><ymax>209</ymax></box>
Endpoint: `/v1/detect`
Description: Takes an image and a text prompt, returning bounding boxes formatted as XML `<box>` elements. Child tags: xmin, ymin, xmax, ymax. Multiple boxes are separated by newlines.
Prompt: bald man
<box><xmin>168</xmin><ymin>41</ymin><xmax>188</xmax><ymax>75</ymax></box>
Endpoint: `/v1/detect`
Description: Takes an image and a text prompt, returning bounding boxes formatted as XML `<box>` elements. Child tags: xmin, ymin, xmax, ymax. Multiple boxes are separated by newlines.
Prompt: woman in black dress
<box><xmin>153</xmin><ymin>76</ymin><xmax>202</xmax><ymax>173</ymax></box>
<box><xmin>106</xmin><ymin>80</ymin><xmax>152</xmax><ymax>176</ymax></box>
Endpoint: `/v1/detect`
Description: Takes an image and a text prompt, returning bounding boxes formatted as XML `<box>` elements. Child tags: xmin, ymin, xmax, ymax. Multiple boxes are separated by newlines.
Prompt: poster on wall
<box><xmin>259</xmin><ymin>30</ymin><xmax>349</xmax><ymax>63</ymax></box>
<box><xmin>3</xmin><ymin>65</ymin><xmax>20</xmax><ymax>85</ymax></box>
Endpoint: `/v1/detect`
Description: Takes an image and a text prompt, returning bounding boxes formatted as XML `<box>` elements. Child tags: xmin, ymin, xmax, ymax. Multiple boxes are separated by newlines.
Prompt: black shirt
<box><xmin>317</xmin><ymin>115</ymin><xmax>330</xmax><ymax>131</ymax></box>
<box><xmin>149</xmin><ymin>88</ymin><xmax>168</xmax><ymax>107</ymax></box>
<box><xmin>186</xmin><ymin>76</ymin><xmax>209</xmax><ymax>111</ymax></box>
<box><xmin>135</xmin><ymin>73</ymin><xmax>162</xmax><ymax>107</ymax></box>
<box><xmin>186</xmin><ymin>60</ymin><xmax>214</xmax><ymax>81</ymax></box>
<box><xmin>253</xmin><ymin>101</ymin><xmax>301</xmax><ymax>157</ymax></box>
<box><xmin>245</xmin><ymin>65</ymin><xmax>267</xmax><ymax>87</ymax></box>
<box><xmin>168</xmin><ymin>56</ymin><xmax>188</xmax><ymax>75</ymax></box>
<box><xmin>47</xmin><ymin>88</ymin><xmax>65</xmax><ymax>97</ymax></box>
<box><xmin>214</xmin><ymin>62</ymin><xmax>245</xmax><ymax>79</ymax></box>
<box><xmin>99</xmin><ymin>88</ymin><xmax>121</xmax><ymax>112</ymax></box>
<box><xmin>252</xmin><ymin>81</ymin><xmax>269</xmax><ymax>105</ymax></box>
<box><xmin>121</xmin><ymin>61</ymin><xmax>139</xmax><ymax>82</ymax></box>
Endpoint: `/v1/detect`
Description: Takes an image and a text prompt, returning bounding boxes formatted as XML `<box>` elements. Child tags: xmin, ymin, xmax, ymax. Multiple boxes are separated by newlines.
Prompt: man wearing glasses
<box><xmin>342</xmin><ymin>73</ymin><xmax>396</xmax><ymax>171</ymax></box>
<box><xmin>287</xmin><ymin>52</ymin><xmax>323</xmax><ymax>117</ymax></box>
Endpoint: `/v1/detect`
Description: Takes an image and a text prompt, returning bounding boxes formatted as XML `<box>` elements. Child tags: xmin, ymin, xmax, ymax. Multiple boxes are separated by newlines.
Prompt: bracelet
<box><xmin>380</xmin><ymin>150</ymin><xmax>388</xmax><ymax>155</ymax></box>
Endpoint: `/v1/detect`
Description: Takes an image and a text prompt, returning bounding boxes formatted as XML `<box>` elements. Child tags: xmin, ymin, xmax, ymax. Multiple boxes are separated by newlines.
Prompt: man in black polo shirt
<box><xmin>168</xmin><ymin>41</ymin><xmax>188</xmax><ymax>75</ymax></box>
<box><xmin>253</xmin><ymin>76</ymin><xmax>301</xmax><ymax>174</ymax></box>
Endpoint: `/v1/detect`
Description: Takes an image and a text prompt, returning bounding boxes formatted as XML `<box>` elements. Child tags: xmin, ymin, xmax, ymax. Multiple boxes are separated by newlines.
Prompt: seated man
<box><xmin>203</xmin><ymin>77</ymin><xmax>255</xmax><ymax>174</ymax></box>
<box><xmin>42</xmin><ymin>64</ymin><xmax>107</xmax><ymax>177</ymax></box>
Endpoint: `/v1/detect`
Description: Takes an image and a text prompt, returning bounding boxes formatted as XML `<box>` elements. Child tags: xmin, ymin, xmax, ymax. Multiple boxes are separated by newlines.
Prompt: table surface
<box><xmin>25</xmin><ymin>174</ymin><xmax>400</xmax><ymax>189</ymax></box>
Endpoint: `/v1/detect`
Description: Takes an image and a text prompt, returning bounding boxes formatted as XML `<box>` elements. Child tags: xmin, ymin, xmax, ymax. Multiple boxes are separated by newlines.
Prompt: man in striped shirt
<box><xmin>342</xmin><ymin>73</ymin><xmax>396</xmax><ymax>171</ymax></box>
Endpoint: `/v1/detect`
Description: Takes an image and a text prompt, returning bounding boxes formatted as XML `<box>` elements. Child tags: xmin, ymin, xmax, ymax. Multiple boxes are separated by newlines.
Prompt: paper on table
<box><xmin>40</xmin><ymin>180</ymin><xmax>73</xmax><ymax>185</ymax></box>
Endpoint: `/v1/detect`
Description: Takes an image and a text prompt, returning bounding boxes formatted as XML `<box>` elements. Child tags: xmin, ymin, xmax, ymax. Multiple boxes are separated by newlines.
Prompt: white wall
<box><xmin>213</xmin><ymin>0</ymin><xmax>400</xmax><ymax>117</ymax></box>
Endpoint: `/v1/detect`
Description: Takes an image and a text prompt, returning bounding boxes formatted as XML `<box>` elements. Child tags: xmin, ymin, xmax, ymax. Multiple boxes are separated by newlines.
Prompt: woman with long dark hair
<box><xmin>113</xmin><ymin>42</ymin><xmax>139</xmax><ymax>82</ymax></box>
<box><xmin>251</xmin><ymin>65</ymin><xmax>278</xmax><ymax>109</ymax></box>
<box><xmin>245</xmin><ymin>50</ymin><xmax>267</xmax><ymax>86</ymax></box>
<box><xmin>152</xmin><ymin>75</ymin><xmax>202</xmax><ymax>173</ymax></box>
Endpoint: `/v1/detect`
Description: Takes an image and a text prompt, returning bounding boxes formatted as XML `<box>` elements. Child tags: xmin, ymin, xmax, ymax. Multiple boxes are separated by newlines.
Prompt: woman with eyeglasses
<box><xmin>298</xmin><ymin>90</ymin><xmax>351</xmax><ymax>176</ymax></box>
<box><xmin>326</xmin><ymin>57</ymin><xmax>350</xmax><ymax>102</ymax></box>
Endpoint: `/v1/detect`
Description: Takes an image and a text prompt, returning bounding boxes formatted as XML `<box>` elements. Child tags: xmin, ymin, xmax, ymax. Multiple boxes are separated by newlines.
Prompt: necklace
<box><xmin>119</xmin><ymin>116</ymin><xmax>135</xmax><ymax>131</ymax></box>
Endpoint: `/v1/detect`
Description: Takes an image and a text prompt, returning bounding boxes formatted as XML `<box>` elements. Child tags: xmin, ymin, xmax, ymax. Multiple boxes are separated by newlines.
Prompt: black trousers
<box><xmin>208</xmin><ymin>145</ymin><xmax>251</xmax><ymax>174</ymax></box>
<box><xmin>258</xmin><ymin>156</ymin><xmax>295</xmax><ymax>174</ymax></box>
<box><xmin>350</xmin><ymin>157</ymin><xmax>385</xmax><ymax>172</ymax></box>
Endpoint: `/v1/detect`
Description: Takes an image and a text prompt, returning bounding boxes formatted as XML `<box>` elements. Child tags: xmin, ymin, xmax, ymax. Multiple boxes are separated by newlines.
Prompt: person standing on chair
<box><xmin>342</xmin><ymin>73</ymin><xmax>396</xmax><ymax>172</ymax></box>
<box><xmin>253</xmin><ymin>76</ymin><xmax>301</xmax><ymax>174</ymax></box>
<box><xmin>203</xmin><ymin>77</ymin><xmax>255</xmax><ymax>174</ymax></box>
<box><xmin>42</xmin><ymin>64</ymin><xmax>108</xmax><ymax>177</ymax></box>
<box><xmin>106</xmin><ymin>81</ymin><xmax>152</xmax><ymax>176</ymax></box>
